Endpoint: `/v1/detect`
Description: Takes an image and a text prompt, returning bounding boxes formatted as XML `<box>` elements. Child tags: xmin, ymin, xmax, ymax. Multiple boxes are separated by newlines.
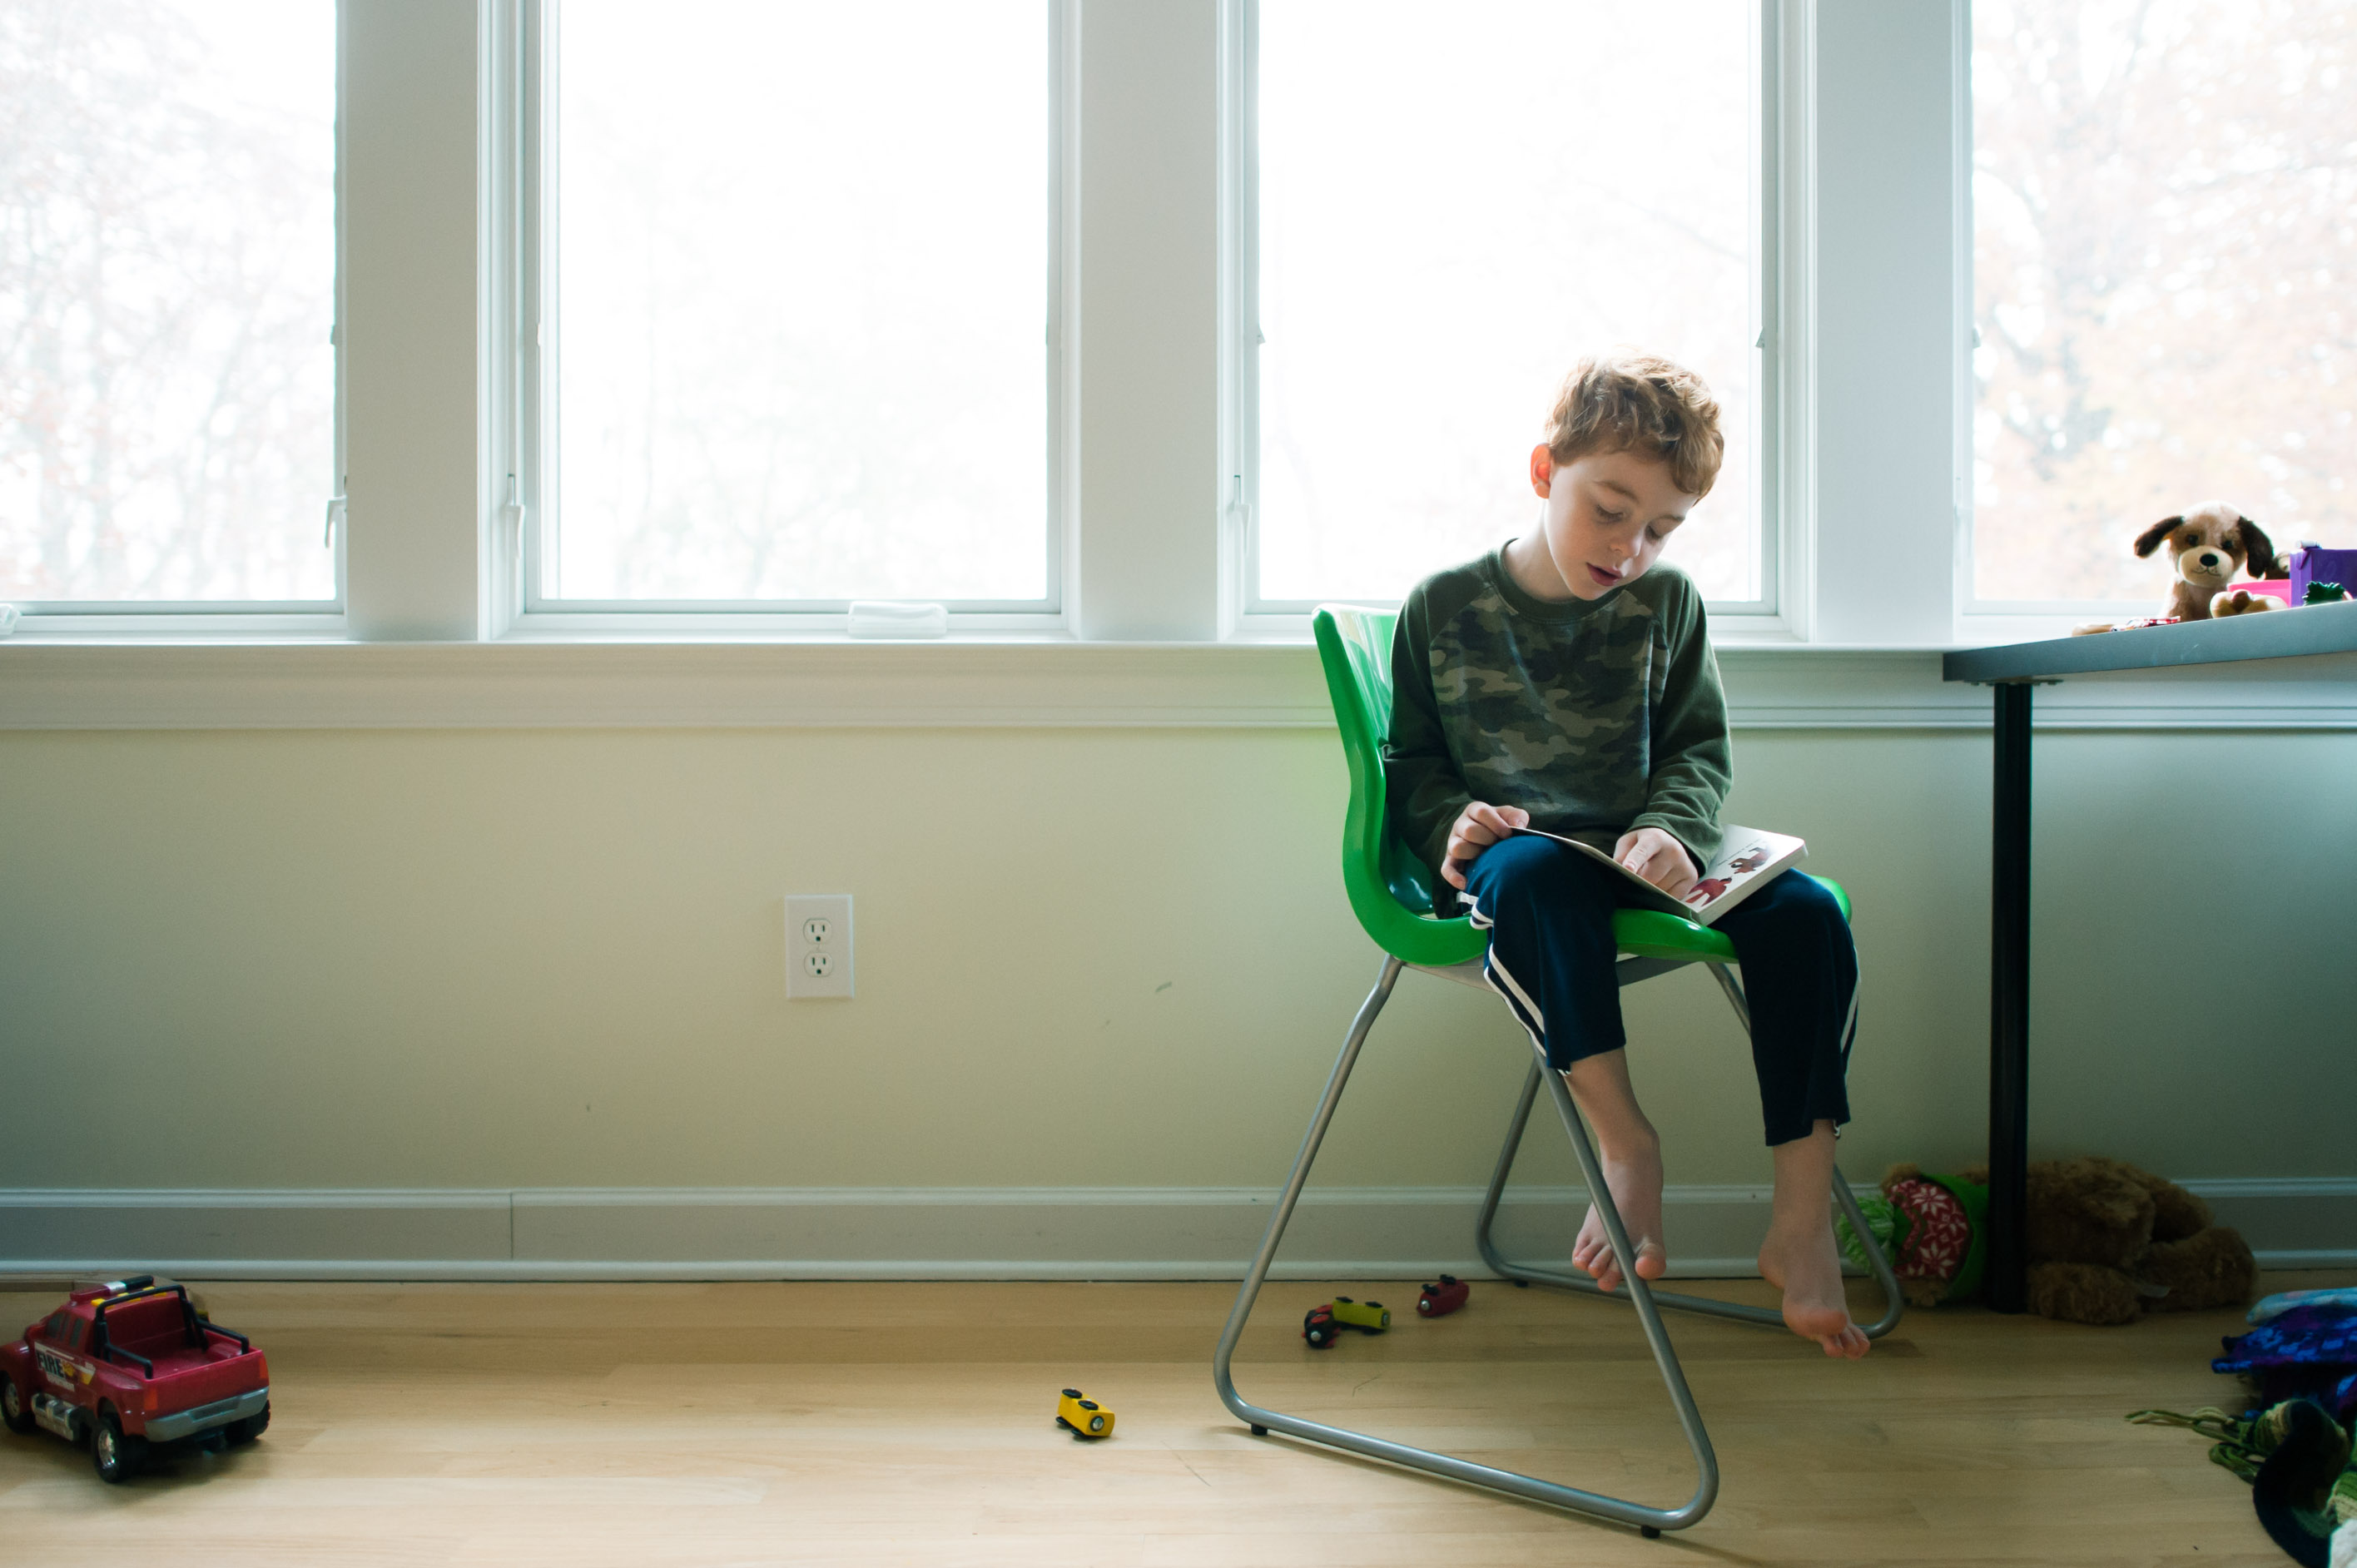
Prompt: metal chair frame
<box><xmin>1210</xmin><ymin>944</ymin><xmax>1905</xmax><ymax>1539</ymax></box>
<box><xmin>1213</xmin><ymin>604</ymin><xmax>1903</xmax><ymax>1537</ymax></box>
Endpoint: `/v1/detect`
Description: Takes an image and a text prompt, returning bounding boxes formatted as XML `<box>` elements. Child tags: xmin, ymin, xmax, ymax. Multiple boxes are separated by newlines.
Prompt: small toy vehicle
<box><xmin>1303</xmin><ymin>1296</ymin><xmax>1389</xmax><ymax>1347</ymax></box>
<box><xmin>1417</xmin><ymin>1275</ymin><xmax>1471</xmax><ymax>1317</ymax></box>
<box><xmin>1055</xmin><ymin>1387</ymin><xmax>1114</xmax><ymax>1439</ymax></box>
<box><xmin>0</xmin><ymin>1276</ymin><xmax>270</xmax><ymax>1483</ymax></box>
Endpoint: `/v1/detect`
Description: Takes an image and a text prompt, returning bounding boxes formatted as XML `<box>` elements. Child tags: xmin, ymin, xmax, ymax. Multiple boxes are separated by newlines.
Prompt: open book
<box><xmin>1511</xmin><ymin>824</ymin><xmax>1807</xmax><ymax>925</ymax></box>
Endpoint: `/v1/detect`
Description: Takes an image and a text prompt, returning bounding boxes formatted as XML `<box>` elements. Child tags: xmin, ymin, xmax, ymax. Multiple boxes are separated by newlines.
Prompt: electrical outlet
<box><xmin>786</xmin><ymin>895</ymin><xmax>853</xmax><ymax>999</ymax></box>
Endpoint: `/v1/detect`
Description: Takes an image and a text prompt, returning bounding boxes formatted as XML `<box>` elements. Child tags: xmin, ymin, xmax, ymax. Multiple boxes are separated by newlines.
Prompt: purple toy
<box><xmin>2288</xmin><ymin>543</ymin><xmax>2357</xmax><ymax>603</ymax></box>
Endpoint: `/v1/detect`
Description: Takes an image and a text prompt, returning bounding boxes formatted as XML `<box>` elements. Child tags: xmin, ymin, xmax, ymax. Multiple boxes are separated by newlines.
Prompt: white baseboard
<box><xmin>2</xmin><ymin>1179</ymin><xmax>2348</xmax><ymax>1283</ymax></box>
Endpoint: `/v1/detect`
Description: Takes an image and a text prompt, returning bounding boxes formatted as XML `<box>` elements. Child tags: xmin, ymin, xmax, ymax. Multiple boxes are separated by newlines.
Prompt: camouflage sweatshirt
<box><xmin>1382</xmin><ymin>547</ymin><xmax>1731</xmax><ymax>888</ymax></box>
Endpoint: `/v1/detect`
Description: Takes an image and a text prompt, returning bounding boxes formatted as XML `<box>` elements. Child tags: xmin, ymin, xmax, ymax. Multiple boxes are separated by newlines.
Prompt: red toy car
<box><xmin>1417</xmin><ymin>1275</ymin><xmax>1471</xmax><ymax>1317</ymax></box>
<box><xmin>1302</xmin><ymin>1304</ymin><xmax>1339</xmax><ymax>1348</ymax></box>
<box><xmin>1</xmin><ymin>1276</ymin><xmax>270</xmax><ymax>1482</ymax></box>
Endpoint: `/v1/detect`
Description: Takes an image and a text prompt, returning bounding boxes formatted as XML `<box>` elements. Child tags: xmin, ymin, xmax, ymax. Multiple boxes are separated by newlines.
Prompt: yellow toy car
<box><xmin>1055</xmin><ymin>1387</ymin><xmax>1114</xmax><ymax>1439</ymax></box>
<box><xmin>1303</xmin><ymin>1296</ymin><xmax>1391</xmax><ymax>1347</ymax></box>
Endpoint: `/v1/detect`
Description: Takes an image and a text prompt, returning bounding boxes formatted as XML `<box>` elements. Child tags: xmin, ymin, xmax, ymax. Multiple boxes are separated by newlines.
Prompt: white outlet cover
<box><xmin>786</xmin><ymin>895</ymin><xmax>853</xmax><ymax>999</ymax></box>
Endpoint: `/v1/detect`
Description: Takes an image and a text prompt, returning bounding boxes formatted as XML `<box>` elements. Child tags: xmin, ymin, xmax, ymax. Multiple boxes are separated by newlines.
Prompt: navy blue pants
<box><xmin>1461</xmin><ymin>836</ymin><xmax>1856</xmax><ymax>1147</ymax></box>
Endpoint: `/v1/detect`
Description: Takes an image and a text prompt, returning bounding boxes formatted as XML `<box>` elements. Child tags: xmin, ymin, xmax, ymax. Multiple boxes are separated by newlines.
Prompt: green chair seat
<box><xmin>1312</xmin><ymin>605</ymin><xmax>1848</xmax><ymax>972</ymax></box>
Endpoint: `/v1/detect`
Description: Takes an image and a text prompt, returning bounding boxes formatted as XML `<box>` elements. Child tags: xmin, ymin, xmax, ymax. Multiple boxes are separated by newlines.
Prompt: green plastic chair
<box><xmin>1212</xmin><ymin>605</ymin><xmax>1903</xmax><ymax>1538</ymax></box>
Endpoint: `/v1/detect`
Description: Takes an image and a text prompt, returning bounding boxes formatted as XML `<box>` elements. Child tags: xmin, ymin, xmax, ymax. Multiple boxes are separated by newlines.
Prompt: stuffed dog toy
<box><xmin>2076</xmin><ymin>500</ymin><xmax>2287</xmax><ymax>634</ymax></box>
<box><xmin>2151</xmin><ymin>500</ymin><xmax>2289</xmax><ymax>618</ymax></box>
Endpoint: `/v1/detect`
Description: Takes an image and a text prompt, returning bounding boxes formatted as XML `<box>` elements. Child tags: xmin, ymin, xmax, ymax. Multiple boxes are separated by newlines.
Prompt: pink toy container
<box><xmin>2228</xmin><ymin>578</ymin><xmax>2296</xmax><ymax>605</ymax></box>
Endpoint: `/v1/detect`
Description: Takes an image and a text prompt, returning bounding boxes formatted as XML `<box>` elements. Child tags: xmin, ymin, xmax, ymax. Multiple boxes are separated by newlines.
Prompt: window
<box><xmin>0</xmin><ymin>0</ymin><xmax>338</xmax><ymax>609</ymax></box>
<box><xmin>531</xmin><ymin>0</ymin><xmax>1057</xmax><ymax>613</ymax></box>
<box><xmin>1971</xmin><ymin>0</ymin><xmax>2357</xmax><ymax>607</ymax></box>
<box><xmin>1242</xmin><ymin>0</ymin><xmax>1769</xmax><ymax>613</ymax></box>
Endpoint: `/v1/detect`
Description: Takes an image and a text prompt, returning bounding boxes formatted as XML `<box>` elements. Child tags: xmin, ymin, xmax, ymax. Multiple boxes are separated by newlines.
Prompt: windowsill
<box><xmin>3</xmin><ymin>633</ymin><xmax>2352</xmax><ymax>731</ymax></box>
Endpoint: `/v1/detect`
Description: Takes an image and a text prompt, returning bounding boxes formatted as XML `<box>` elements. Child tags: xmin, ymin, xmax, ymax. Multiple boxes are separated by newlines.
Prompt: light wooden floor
<box><xmin>2</xmin><ymin>1271</ymin><xmax>2347</xmax><ymax>1566</ymax></box>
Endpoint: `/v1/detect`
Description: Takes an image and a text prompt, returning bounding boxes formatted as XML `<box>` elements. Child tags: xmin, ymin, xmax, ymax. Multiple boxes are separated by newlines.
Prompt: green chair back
<box><xmin>1315</xmin><ymin>606</ymin><xmax>1486</xmax><ymax>968</ymax></box>
<box><xmin>1312</xmin><ymin>604</ymin><xmax>1756</xmax><ymax>968</ymax></box>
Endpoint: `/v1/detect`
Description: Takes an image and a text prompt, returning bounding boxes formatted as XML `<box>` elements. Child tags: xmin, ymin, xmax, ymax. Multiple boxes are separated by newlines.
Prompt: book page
<box><xmin>1509</xmin><ymin>825</ymin><xmax>1807</xmax><ymax>925</ymax></box>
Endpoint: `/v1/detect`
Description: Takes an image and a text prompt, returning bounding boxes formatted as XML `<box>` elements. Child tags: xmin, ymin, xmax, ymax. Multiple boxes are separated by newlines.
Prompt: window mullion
<box><xmin>1801</xmin><ymin>0</ymin><xmax>1960</xmax><ymax>646</ymax></box>
<box><xmin>342</xmin><ymin>0</ymin><xmax>491</xmax><ymax>641</ymax></box>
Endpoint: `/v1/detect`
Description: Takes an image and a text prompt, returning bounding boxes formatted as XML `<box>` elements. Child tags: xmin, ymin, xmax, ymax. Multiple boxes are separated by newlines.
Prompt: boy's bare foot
<box><xmin>1571</xmin><ymin>1140</ymin><xmax>1667</xmax><ymax>1293</ymax></box>
<box><xmin>1759</xmin><ymin>1219</ymin><xmax>1869</xmax><ymax>1358</ymax></box>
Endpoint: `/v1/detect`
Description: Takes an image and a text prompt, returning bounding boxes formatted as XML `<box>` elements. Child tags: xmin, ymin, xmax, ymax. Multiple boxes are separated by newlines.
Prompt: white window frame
<box><xmin>488</xmin><ymin>0</ymin><xmax>1073</xmax><ymax>639</ymax></box>
<box><xmin>1220</xmin><ymin>0</ymin><xmax>1797</xmax><ymax>641</ymax></box>
<box><xmin>2</xmin><ymin>6</ymin><xmax>348</xmax><ymax>639</ymax></box>
<box><xmin>1950</xmin><ymin>0</ymin><xmax>2166</xmax><ymax>645</ymax></box>
<box><xmin>0</xmin><ymin>1</ymin><xmax>1986</xmax><ymax>661</ymax></box>
<box><xmin>11</xmin><ymin>2</ymin><xmax>2336</xmax><ymax>725</ymax></box>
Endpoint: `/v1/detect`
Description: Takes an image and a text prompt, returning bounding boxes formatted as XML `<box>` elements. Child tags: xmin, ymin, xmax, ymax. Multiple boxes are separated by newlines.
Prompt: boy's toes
<box><xmin>1780</xmin><ymin>1296</ymin><xmax>1864</xmax><ymax>1352</ymax></box>
<box><xmin>1586</xmin><ymin>1238</ymin><xmax>1665</xmax><ymax>1294</ymax></box>
<box><xmin>1799</xmin><ymin>1314</ymin><xmax>1870</xmax><ymax>1359</ymax></box>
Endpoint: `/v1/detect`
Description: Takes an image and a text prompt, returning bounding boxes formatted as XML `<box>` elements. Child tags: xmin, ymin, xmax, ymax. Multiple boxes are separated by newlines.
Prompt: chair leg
<box><xmin>1474</xmin><ymin>964</ymin><xmax>1904</xmax><ymax>1339</ymax></box>
<box><xmin>1214</xmin><ymin>956</ymin><xmax>1719</xmax><ymax>1535</ymax></box>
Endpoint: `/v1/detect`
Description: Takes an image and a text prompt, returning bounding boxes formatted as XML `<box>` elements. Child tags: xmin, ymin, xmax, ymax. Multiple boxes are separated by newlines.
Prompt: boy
<box><xmin>1384</xmin><ymin>353</ymin><xmax>1868</xmax><ymax>1358</ymax></box>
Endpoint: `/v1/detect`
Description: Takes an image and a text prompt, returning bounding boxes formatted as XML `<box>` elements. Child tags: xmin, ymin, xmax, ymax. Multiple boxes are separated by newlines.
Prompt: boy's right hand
<box><xmin>1441</xmin><ymin>801</ymin><xmax>1530</xmax><ymax>889</ymax></box>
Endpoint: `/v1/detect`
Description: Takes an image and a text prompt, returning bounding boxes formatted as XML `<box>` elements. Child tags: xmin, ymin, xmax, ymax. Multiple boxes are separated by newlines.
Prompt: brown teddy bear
<box><xmin>2073</xmin><ymin>500</ymin><xmax>2289</xmax><ymax>633</ymax></box>
<box><xmin>1962</xmin><ymin>1155</ymin><xmax>2259</xmax><ymax>1326</ymax></box>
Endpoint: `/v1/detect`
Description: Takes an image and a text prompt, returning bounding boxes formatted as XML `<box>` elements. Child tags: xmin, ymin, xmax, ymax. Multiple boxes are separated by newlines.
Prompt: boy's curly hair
<box><xmin>1544</xmin><ymin>352</ymin><xmax>1724</xmax><ymax>499</ymax></box>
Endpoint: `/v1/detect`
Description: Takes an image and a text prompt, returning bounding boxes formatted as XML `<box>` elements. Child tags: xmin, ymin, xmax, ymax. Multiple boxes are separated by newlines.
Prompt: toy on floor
<box><xmin>2206</xmin><ymin>1292</ymin><xmax>2357</xmax><ymax>1566</ymax></box>
<box><xmin>1838</xmin><ymin>1157</ymin><xmax>2260</xmax><ymax>1324</ymax></box>
<box><xmin>1301</xmin><ymin>1305</ymin><xmax>1340</xmax><ymax>1347</ymax></box>
<box><xmin>2255</xmin><ymin>1292</ymin><xmax>2357</xmax><ymax>1328</ymax></box>
<box><xmin>0</xmin><ymin>1276</ymin><xmax>270</xmax><ymax>1483</ymax></box>
<box><xmin>1302</xmin><ymin>1296</ymin><xmax>1390</xmax><ymax>1347</ymax></box>
<box><xmin>2130</xmin><ymin>1399</ymin><xmax>2357</xmax><ymax>1567</ymax></box>
<box><xmin>2073</xmin><ymin>501</ymin><xmax>2287</xmax><ymax>634</ymax></box>
<box><xmin>1981</xmin><ymin>1155</ymin><xmax>2258</xmax><ymax>1326</ymax></box>
<box><xmin>2252</xmin><ymin>1398</ymin><xmax>2355</xmax><ymax>1568</ymax></box>
<box><xmin>1833</xmin><ymin>1167</ymin><xmax>1989</xmax><ymax>1308</ymax></box>
<box><xmin>2216</xmin><ymin>1295</ymin><xmax>2357</xmax><ymax>1428</ymax></box>
<box><xmin>1417</xmin><ymin>1276</ymin><xmax>1470</xmax><ymax>1317</ymax></box>
<box><xmin>1054</xmin><ymin>1387</ymin><xmax>1114</xmax><ymax>1439</ymax></box>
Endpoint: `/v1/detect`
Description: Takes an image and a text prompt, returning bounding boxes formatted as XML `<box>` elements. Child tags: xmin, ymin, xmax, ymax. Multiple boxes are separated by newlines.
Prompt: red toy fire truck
<box><xmin>0</xmin><ymin>1276</ymin><xmax>270</xmax><ymax>1482</ymax></box>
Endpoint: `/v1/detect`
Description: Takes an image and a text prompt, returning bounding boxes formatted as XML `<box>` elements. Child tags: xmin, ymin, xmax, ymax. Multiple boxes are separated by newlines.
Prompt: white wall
<box><xmin>2</xmin><ymin>721</ymin><xmax>2350</xmax><ymax>1273</ymax></box>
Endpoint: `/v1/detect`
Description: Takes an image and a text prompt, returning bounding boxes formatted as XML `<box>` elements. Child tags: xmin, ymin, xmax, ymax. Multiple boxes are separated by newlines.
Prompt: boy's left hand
<box><xmin>1612</xmin><ymin>827</ymin><xmax>1698</xmax><ymax>901</ymax></box>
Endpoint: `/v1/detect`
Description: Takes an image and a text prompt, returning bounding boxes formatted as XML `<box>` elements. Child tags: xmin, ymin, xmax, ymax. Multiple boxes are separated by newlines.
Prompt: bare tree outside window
<box><xmin>550</xmin><ymin>0</ymin><xmax>1050</xmax><ymax>605</ymax></box>
<box><xmin>0</xmin><ymin>0</ymin><xmax>336</xmax><ymax>605</ymax></box>
<box><xmin>1972</xmin><ymin>0</ymin><xmax>2357</xmax><ymax>603</ymax></box>
<box><xmin>1255</xmin><ymin>0</ymin><xmax>1760</xmax><ymax>608</ymax></box>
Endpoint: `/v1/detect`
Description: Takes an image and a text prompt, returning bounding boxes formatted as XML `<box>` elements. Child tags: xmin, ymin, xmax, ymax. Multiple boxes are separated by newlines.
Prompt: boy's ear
<box><xmin>2233</xmin><ymin>516</ymin><xmax>2284</xmax><ymax>578</ymax></box>
<box><xmin>2132</xmin><ymin>516</ymin><xmax>2184</xmax><ymax>558</ymax></box>
<box><xmin>1529</xmin><ymin>444</ymin><xmax>1554</xmax><ymax>499</ymax></box>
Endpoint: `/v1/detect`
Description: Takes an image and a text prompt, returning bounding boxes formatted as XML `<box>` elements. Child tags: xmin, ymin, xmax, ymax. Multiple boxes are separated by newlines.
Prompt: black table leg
<box><xmin>1987</xmin><ymin>682</ymin><xmax>2033</xmax><ymax>1312</ymax></box>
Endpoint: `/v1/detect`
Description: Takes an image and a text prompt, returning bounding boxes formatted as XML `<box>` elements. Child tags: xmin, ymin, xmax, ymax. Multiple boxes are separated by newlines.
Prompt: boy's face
<box><xmin>1524</xmin><ymin>444</ymin><xmax>1697</xmax><ymax>600</ymax></box>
